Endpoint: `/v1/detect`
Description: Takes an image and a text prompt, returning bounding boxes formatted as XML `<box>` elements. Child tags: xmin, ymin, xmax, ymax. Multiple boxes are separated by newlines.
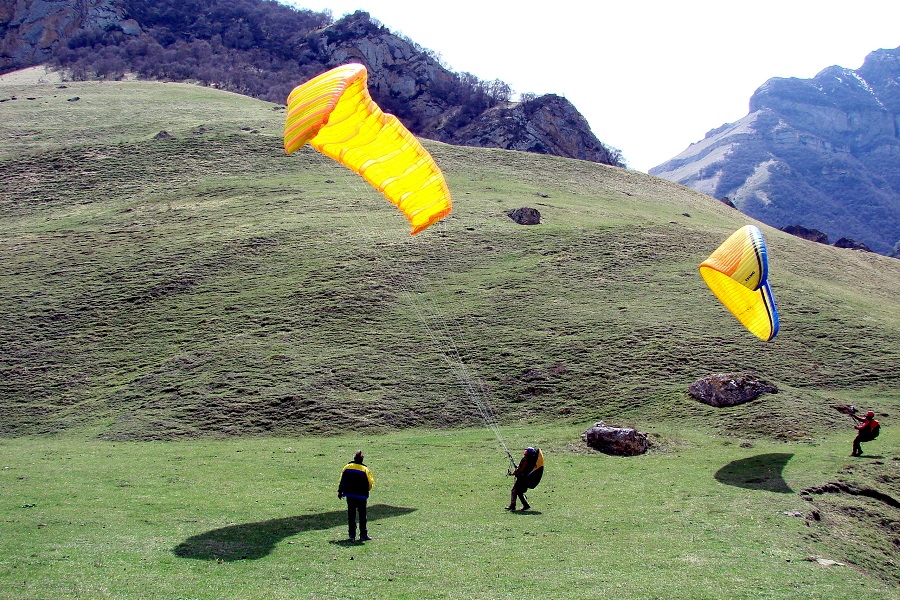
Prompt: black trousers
<box><xmin>513</xmin><ymin>478</ymin><xmax>528</xmax><ymax>504</ymax></box>
<box><xmin>346</xmin><ymin>497</ymin><xmax>367</xmax><ymax>537</ymax></box>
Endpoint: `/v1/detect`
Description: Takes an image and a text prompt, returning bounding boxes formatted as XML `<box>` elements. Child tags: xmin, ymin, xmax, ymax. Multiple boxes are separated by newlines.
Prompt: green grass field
<box><xmin>1</xmin><ymin>76</ymin><xmax>898</xmax><ymax>597</ymax></box>
<box><xmin>1</xmin><ymin>424</ymin><xmax>897</xmax><ymax>599</ymax></box>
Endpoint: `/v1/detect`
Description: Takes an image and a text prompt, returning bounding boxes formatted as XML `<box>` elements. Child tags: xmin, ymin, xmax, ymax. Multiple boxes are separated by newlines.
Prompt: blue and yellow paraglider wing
<box><xmin>699</xmin><ymin>225</ymin><xmax>779</xmax><ymax>341</ymax></box>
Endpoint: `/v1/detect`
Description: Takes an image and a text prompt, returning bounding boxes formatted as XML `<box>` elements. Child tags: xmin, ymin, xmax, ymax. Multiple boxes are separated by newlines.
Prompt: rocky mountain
<box><xmin>0</xmin><ymin>0</ymin><xmax>623</xmax><ymax>166</ymax></box>
<box><xmin>651</xmin><ymin>46</ymin><xmax>900</xmax><ymax>256</ymax></box>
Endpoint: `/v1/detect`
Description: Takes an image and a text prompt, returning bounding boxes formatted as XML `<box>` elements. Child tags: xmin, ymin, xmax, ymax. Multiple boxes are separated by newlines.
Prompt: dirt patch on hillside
<box><xmin>799</xmin><ymin>457</ymin><xmax>900</xmax><ymax>584</ymax></box>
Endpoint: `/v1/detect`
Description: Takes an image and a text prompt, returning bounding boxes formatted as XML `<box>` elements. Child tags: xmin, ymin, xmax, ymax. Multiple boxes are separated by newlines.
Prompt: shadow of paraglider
<box><xmin>714</xmin><ymin>453</ymin><xmax>794</xmax><ymax>493</ymax></box>
<box><xmin>173</xmin><ymin>504</ymin><xmax>416</xmax><ymax>561</ymax></box>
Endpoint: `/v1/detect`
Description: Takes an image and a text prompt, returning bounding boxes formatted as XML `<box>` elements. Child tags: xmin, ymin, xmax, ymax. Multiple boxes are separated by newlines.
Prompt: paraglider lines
<box><xmin>341</xmin><ymin>179</ymin><xmax>513</xmax><ymax>461</ymax></box>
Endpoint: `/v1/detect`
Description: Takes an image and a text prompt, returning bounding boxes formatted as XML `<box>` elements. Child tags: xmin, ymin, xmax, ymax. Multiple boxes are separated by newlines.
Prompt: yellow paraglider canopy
<box><xmin>284</xmin><ymin>63</ymin><xmax>452</xmax><ymax>235</ymax></box>
<box><xmin>699</xmin><ymin>225</ymin><xmax>779</xmax><ymax>341</ymax></box>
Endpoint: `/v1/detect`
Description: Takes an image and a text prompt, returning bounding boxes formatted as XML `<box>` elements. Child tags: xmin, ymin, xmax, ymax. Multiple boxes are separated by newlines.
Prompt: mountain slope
<box><xmin>1</xmin><ymin>77</ymin><xmax>898</xmax><ymax>442</ymax></box>
<box><xmin>651</xmin><ymin>46</ymin><xmax>900</xmax><ymax>256</ymax></box>
<box><xmin>0</xmin><ymin>0</ymin><xmax>623</xmax><ymax>166</ymax></box>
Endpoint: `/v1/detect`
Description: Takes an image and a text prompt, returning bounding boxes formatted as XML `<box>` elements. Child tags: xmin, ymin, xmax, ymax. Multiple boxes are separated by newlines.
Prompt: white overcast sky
<box><xmin>286</xmin><ymin>1</ymin><xmax>899</xmax><ymax>172</ymax></box>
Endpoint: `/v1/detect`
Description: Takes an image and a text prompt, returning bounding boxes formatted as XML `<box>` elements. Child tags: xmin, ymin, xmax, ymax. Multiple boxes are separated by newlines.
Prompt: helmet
<box><xmin>865</xmin><ymin>411</ymin><xmax>875</xmax><ymax>418</ymax></box>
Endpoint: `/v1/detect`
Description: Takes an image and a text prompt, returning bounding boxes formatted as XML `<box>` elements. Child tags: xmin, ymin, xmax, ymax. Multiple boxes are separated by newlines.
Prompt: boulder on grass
<box><xmin>582</xmin><ymin>421</ymin><xmax>649</xmax><ymax>455</ymax></box>
<box><xmin>688</xmin><ymin>373</ymin><xmax>777</xmax><ymax>407</ymax></box>
<box><xmin>507</xmin><ymin>207</ymin><xmax>542</xmax><ymax>225</ymax></box>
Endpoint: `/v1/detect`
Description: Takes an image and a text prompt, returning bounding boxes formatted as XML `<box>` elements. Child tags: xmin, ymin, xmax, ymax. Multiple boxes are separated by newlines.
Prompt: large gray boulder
<box><xmin>582</xmin><ymin>421</ymin><xmax>649</xmax><ymax>456</ymax></box>
<box><xmin>688</xmin><ymin>373</ymin><xmax>777</xmax><ymax>407</ymax></box>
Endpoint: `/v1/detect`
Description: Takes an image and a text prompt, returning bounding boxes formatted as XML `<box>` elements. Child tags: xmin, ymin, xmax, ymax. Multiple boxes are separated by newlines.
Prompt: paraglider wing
<box><xmin>527</xmin><ymin>448</ymin><xmax>544</xmax><ymax>489</ymax></box>
<box><xmin>284</xmin><ymin>63</ymin><xmax>452</xmax><ymax>235</ymax></box>
<box><xmin>699</xmin><ymin>225</ymin><xmax>779</xmax><ymax>341</ymax></box>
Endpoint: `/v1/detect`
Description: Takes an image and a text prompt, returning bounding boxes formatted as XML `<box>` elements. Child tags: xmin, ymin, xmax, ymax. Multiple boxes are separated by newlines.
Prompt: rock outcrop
<box><xmin>651</xmin><ymin>46</ymin><xmax>900</xmax><ymax>257</ymax></box>
<box><xmin>833</xmin><ymin>237</ymin><xmax>872</xmax><ymax>252</ymax></box>
<box><xmin>307</xmin><ymin>13</ymin><xmax>623</xmax><ymax>165</ymax></box>
<box><xmin>780</xmin><ymin>225</ymin><xmax>829</xmax><ymax>245</ymax></box>
<box><xmin>313</xmin><ymin>12</ymin><xmax>459</xmax><ymax>128</ymax></box>
<box><xmin>449</xmin><ymin>95</ymin><xmax>624</xmax><ymax>164</ymax></box>
<box><xmin>582</xmin><ymin>421</ymin><xmax>649</xmax><ymax>455</ymax></box>
<box><xmin>688</xmin><ymin>373</ymin><xmax>778</xmax><ymax>408</ymax></box>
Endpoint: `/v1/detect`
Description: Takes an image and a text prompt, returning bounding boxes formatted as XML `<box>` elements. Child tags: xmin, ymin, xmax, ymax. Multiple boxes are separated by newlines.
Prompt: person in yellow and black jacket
<box><xmin>338</xmin><ymin>451</ymin><xmax>374</xmax><ymax>542</ymax></box>
<box><xmin>506</xmin><ymin>447</ymin><xmax>544</xmax><ymax>511</ymax></box>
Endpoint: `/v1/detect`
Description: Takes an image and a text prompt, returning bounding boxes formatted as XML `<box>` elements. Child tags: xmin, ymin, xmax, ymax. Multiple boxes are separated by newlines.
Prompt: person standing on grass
<box><xmin>338</xmin><ymin>450</ymin><xmax>374</xmax><ymax>541</ymax></box>
<box><xmin>850</xmin><ymin>410</ymin><xmax>880</xmax><ymax>457</ymax></box>
<box><xmin>506</xmin><ymin>447</ymin><xmax>543</xmax><ymax>511</ymax></box>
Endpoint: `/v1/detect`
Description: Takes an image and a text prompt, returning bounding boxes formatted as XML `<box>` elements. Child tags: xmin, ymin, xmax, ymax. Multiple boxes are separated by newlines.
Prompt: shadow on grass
<box><xmin>173</xmin><ymin>504</ymin><xmax>416</xmax><ymax>561</ymax></box>
<box><xmin>714</xmin><ymin>453</ymin><xmax>794</xmax><ymax>493</ymax></box>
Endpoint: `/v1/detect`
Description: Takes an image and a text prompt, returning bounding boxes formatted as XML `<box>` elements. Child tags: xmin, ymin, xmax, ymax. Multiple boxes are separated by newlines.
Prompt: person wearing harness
<box><xmin>338</xmin><ymin>450</ymin><xmax>374</xmax><ymax>541</ymax></box>
<box><xmin>850</xmin><ymin>410</ymin><xmax>880</xmax><ymax>457</ymax></box>
<box><xmin>506</xmin><ymin>447</ymin><xmax>543</xmax><ymax>511</ymax></box>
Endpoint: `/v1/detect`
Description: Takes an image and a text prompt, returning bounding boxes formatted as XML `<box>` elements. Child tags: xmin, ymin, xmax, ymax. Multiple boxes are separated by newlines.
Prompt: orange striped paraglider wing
<box><xmin>284</xmin><ymin>63</ymin><xmax>451</xmax><ymax>235</ymax></box>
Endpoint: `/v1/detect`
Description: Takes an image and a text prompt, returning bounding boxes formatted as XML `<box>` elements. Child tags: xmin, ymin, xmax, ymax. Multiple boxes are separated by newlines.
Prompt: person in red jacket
<box><xmin>850</xmin><ymin>410</ymin><xmax>879</xmax><ymax>457</ymax></box>
<box><xmin>338</xmin><ymin>451</ymin><xmax>374</xmax><ymax>541</ymax></box>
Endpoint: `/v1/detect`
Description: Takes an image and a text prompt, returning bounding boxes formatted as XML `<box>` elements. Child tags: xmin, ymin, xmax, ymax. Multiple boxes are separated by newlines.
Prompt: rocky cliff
<box><xmin>1</xmin><ymin>1</ymin><xmax>623</xmax><ymax>167</ymax></box>
<box><xmin>319</xmin><ymin>15</ymin><xmax>621</xmax><ymax>165</ymax></box>
<box><xmin>448</xmin><ymin>94</ymin><xmax>622</xmax><ymax>165</ymax></box>
<box><xmin>651</xmin><ymin>46</ymin><xmax>900</xmax><ymax>256</ymax></box>
<box><xmin>0</xmin><ymin>0</ymin><xmax>138</xmax><ymax>68</ymax></box>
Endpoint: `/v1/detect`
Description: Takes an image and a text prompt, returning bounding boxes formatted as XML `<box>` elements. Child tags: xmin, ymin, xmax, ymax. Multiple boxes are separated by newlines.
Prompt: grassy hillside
<box><xmin>2</xmin><ymin>77</ymin><xmax>899</xmax><ymax>594</ymax></box>
<box><xmin>2</xmin><ymin>79</ymin><xmax>898</xmax><ymax>442</ymax></box>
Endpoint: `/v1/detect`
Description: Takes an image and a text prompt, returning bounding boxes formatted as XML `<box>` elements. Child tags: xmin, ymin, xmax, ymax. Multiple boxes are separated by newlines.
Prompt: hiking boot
<box><xmin>359</xmin><ymin>534</ymin><xmax>372</xmax><ymax>541</ymax></box>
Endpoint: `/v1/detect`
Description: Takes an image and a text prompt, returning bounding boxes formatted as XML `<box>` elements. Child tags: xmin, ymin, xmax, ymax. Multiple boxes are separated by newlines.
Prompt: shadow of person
<box><xmin>329</xmin><ymin>538</ymin><xmax>361</xmax><ymax>547</ymax></box>
<box><xmin>173</xmin><ymin>504</ymin><xmax>415</xmax><ymax>561</ymax></box>
<box><xmin>714</xmin><ymin>453</ymin><xmax>794</xmax><ymax>493</ymax></box>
